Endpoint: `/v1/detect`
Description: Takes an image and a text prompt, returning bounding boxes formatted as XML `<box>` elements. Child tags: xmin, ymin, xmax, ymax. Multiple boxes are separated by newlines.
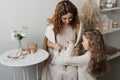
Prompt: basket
<box><xmin>105</xmin><ymin>45</ymin><xmax>118</xmax><ymax>55</ymax></box>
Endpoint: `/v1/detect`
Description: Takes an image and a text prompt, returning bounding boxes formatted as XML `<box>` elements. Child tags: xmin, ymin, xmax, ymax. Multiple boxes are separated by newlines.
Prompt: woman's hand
<box><xmin>53</xmin><ymin>43</ymin><xmax>62</xmax><ymax>51</ymax></box>
<box><xmin>47</xmin><ymin>40</ymin><xmax>62</xmax><ymax>51</ymax></box>
<box><xmin>68</xmin><ymin>40</ymin><xmax>74</xmax><ymax>46</ymax></box>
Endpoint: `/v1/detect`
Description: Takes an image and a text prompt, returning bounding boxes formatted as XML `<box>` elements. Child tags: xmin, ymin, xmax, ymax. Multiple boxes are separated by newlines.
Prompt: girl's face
<box><xmin>82</xmin><ymin>35</ymin><xmax>89</xmax><ymax>50</ymax></box>
<box><xmin>61</xmin><ymin>13</ymin><xmax>73</xmax><ymax>24</ymax></box>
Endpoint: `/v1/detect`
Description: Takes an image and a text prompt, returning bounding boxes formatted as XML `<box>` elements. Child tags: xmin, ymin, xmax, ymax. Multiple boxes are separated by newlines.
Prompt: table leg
<box><xmin>26</xmin><ymin>67</ymin><xmax>29</xmax><ymax>80</ymax></box>
<box><xmin>36</xmin><ymin>64</ymin><xmax>39</xmax><ymax>80</ymax></box>
<box><xmin>22</xmin><ymin>67</ymin><xmax>26</xmax><ymax>80</ymax></box>
<box><xmin>12</xmin><ymin>68</ymin><xmax>16</xmax><ymax>80</ymax></box>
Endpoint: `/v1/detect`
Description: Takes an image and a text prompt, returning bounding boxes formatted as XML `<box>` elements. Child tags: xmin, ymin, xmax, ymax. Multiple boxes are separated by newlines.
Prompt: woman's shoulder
<box><xmin>76</xmin><ymin>22</ymin><xmax>84</xmax><ymax>34</ymax></box>
<box><xmin>74</xmin><ymin>23</ymin><xmax>79</xmax><ymax>31</ymax></box>
<box><xmin>76</xmin><ymin>22</ymin><xmax>83</xmax><ymax>31</ymax></box>
<box><xmin>46</xmin><ymin>24</ymin><xmax>55</xmax><ymax>31</ymax></box>
<box><xmin>45</xmin><ymin>24</ymin><xmax>54</xmax><ymax>33</ymax></box>
<box><xmin>47</xmin><ymin>24</ymin><xmax>54</xmax><ymax>28</ymax></box>
<box><xmin>76</xmin><ymin>23</ymin><xmax>80</xmax><ymax>29</ymax></box>
<box><xmin>75</xmin><ymin>23</ymin><xmax>80</xmax><ymax>35</ymax></box>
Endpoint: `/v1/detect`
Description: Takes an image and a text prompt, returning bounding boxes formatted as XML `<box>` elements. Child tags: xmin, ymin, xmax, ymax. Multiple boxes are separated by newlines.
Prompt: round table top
<box><xmin>0</xmin><ymin>49</ymin><xmax>49</xmax><ymax>67</ymax></box>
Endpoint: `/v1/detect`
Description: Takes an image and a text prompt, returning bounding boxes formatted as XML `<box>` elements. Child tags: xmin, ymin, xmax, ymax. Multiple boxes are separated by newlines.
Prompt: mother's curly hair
<box><xmin>48</xmin><ymin>0</ymin><xmax>79</xmax><ymax>35</ymax></box>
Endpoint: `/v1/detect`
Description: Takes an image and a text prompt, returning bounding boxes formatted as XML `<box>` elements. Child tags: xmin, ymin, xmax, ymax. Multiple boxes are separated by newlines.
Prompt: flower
<box><xmin>11</xmin><ymin>26</ymin><xmax>28</xmax><ymax>50</ymax></box>
<box><xmin>11</xmin><ymin>26</ymin><xmax>27</xmax><ymax>41</ymax></box>
<box><xmin>10</xmin><ymin>26</ymin><xmax>28</xmax><ymax>57</ymax></box>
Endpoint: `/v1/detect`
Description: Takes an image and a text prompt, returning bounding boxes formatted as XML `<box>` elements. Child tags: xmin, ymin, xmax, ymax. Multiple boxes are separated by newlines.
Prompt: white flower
<box><xmin>11</xmin><ymin>32</ymin><xmax>16</xmax><ymax>41</ymax></box>
<box><xmin>11</xmin><ymin>26</ymin><xmax>28</xmax><ymax>41</ymax></box>
<box><xmin>20</xmin><ymin>32</ymin><xmax>27</xmax><ymax>38</ymax></box>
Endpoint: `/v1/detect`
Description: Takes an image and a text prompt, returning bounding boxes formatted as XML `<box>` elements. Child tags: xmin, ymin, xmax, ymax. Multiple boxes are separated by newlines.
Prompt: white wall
<box><xmin>0</xmin><ymin>0</ymin><xmax>83</xmax><ymax>80</ymax></box>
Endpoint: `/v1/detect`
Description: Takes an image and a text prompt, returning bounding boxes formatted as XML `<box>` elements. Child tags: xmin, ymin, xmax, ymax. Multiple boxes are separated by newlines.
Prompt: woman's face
<box><xmin>82</xmin><ymin>35</ymin><xmax>89</xmax><ymax>50</ymax></box>
<box><xmin>61</xmin><ymin>13</ymin><xmax>73</xmax><ymax>24</ymax></box>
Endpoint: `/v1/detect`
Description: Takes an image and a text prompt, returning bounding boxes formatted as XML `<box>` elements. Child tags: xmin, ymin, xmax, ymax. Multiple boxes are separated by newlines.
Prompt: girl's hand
<box><xmin>53</xmin><ymin>43</ymin><xmax>62</xmax><ymax>51</ymax></box>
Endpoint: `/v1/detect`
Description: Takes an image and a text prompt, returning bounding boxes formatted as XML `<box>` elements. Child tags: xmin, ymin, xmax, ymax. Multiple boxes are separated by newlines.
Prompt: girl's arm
<box><xmin>52</xmin><ymin>41</ymin><xmax>74</xmax><ymax>65</ymax></box>
<box><xmin>65</xmin><ymin>41</ymin><xmax>90</xmax><ymax>66</ymax></box>
<box><xmin>54</xmin><ymin>51</ymin><xmax>90</xmax><ymax>66</ymax></box>
<box><xmin>63</xmin><ymin>51</ymin><xmax>90</xmax><ymax>66</ymax></box>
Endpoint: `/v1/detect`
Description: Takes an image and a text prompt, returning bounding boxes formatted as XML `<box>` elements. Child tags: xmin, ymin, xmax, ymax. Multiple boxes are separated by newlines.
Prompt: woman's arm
<box><xmin>47</xmin><ymin>40</ymin><xmax>62</xmax><ymax>51</ymax></box>
<box><xmin>45</xmin><ymin>25</ymin><xmax>62</xmax><ymax>51</ymax></box>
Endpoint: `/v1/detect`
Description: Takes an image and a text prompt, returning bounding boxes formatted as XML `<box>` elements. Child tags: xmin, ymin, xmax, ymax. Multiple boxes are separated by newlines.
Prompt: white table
<box><xmin>0</xmin><ymin>49</ymin><xmax>49</xmax><ymax>80</ymax></box>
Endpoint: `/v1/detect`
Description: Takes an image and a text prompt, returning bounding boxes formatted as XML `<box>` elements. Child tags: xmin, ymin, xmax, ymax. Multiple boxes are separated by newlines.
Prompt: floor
<box><xmin>98</xmin><ymin>56</ymin><xmax>120</xmax><ymax>80</ymax></box>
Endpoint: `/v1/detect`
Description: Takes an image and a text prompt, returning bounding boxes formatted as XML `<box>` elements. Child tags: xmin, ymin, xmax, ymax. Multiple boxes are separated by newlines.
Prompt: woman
<box><xmin>41</xmin><ymin>0</ymin><xmax>83</xmax><ymax>80</ymax></box>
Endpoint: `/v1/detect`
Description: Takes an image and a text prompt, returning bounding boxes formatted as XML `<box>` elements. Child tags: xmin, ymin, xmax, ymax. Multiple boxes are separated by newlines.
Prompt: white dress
<box><xmin>49</xmin><ymin>27</ymin><xmax>77</xmax><ymax>80</ymax></box>
<box><xmin>54</xmin><ymin>44</ymin><xmax>97</xmax><ymax>80</ymax></box>
<box><xmin>41</xmin><ymin>24</ymin><xmax>83</xmax><ymax>80</ymax></box>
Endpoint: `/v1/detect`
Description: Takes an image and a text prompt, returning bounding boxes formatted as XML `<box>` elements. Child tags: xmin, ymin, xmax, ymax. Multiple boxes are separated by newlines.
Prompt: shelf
<box><xmin>107</xmin><ymin>52</ymin><xmax>120</xmax><ymax>60</ymax></box>
<box><xmin>100</xmin><ymin>7</ymin><xmax>120</xmax><ymax>12</ymax></box>
<box><xmin>102</xmin><ymin>27</ymin><xmax>120</xmax><ymax>34</ymax></box>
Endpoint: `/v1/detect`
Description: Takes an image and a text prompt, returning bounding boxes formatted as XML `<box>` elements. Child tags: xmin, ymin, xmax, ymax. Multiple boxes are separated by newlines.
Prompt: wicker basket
<box><xmin>105</xmin><ymin>45</ymin><xmax>118</xmax><ymax>55</ymax></box>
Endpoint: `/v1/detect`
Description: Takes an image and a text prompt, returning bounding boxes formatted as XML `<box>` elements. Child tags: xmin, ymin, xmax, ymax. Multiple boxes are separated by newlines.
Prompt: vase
<box><xmin>17</xmin><ymin>40</ymin><xmax>22</xmax><ymax>56</ymax></box>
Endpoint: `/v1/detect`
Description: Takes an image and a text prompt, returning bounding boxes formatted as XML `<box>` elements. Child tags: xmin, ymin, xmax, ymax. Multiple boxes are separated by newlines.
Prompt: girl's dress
<box><xmin>54</xmin><ymin>44</ymin><xmax>97</xmax><ymax>80</ymax></box>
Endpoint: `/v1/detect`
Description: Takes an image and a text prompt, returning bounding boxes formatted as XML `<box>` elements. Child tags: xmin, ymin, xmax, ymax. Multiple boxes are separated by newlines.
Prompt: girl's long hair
<box><xmin>83</xmin><ymin>29</ymin><xmax>108</xmax><ymax>76</ymax></box>
<box><xmin>48</xmin><ymin>0</ymin><xmax>79</xmax><ymax>35</ymax></box>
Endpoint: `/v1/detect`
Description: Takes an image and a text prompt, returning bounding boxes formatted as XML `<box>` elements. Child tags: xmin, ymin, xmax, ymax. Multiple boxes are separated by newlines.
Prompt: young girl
<box><xmin>54</xmin><ymin>29</ymin><xmax>108</xmax><ymax>80</ymax></box>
